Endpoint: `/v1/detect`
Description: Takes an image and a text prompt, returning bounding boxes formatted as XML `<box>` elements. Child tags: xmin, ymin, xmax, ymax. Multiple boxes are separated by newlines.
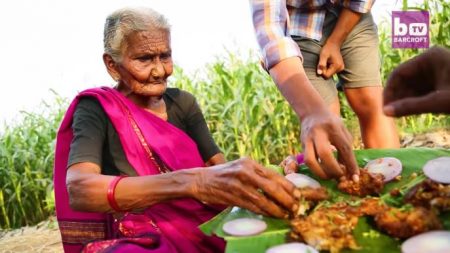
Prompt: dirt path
<box><xmin>0</xmin><ymin>217</ymin><xmax>62</xmax><ymax>253</ymax></box>
<box><xmin>1</xmin><ymin>129</ymin><xmax>448</xmax><ymax>253</ymax></box>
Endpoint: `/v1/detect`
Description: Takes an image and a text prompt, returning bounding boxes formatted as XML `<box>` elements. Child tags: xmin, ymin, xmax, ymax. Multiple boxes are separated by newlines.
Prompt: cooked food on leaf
<box><xmin>211</xmin><ymin>155</ymin><xmax>450</xmax><ymax>253</ymax></box>
<box><xmin>404</xmin><ymin>179</ymin><xmax>450</xmax><ymax>212</ymax></box>
<box><xmin>290</xmin><ymin>197</ymin><xmax>443</xmax><ymax>252</ymax></box>
<box><xmin>364</xmin><ymin>157</ymin><xmax>403</xmax><ymax>182</ymax></box>
<box><xmin>374</xmin><ymin>205</ymin><xmax>442</xmax><ymax>238</ymax></box>
<box><xmin>222</xmin><ymin>218</ymin><xmax>267</xmax><ymax>237</ymax></box>
<box><xmin>338</xmin><ymin>169</ymin><xmax>385</xmax><ymax>196</ymax></box>
<box><xmin>293</xmin><ymin>186</ymin><xmax>329</xmax><ymax>216</ymax></box>
<box><xmin>290</xmin><ymin>201</ymin><xmax>361</xmax><ymax>253</ymax></box>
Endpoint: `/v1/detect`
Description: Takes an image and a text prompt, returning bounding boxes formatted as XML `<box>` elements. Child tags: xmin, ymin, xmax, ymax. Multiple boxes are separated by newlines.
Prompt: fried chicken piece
<box><xmin>404</xmin><ymin>179</ymin><xmax>450</xmax><ymax>212</ymax></box>
<box><xmin>290</xmin><ymin>202</ymin><xmax>361</xmax><ymax>253</ymax></box>
<box><xmin>338</xmin><ymin>169</ymin><xmax>384</xmax><ymax>196</ymax></box>
<box><xmin>293</xmin><ymin>186</ymin><xmax>329</xmax><ymax>216</ymax></box>
<box><xmin>374</xmin><ymin>206</ymin><xmax>442</xmax><ymax>239</ymax></box>
<box><xmin>358</xmin><ymin>197</ymin><xmax>388</xmax><ymax>216</ymax></box>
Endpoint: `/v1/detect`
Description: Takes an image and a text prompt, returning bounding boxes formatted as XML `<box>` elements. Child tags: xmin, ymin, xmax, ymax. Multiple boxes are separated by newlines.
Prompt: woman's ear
<box><xmin>103</xmin><ymin>54</ymin><xmax>120</xmax><ymax>81</ymax></box>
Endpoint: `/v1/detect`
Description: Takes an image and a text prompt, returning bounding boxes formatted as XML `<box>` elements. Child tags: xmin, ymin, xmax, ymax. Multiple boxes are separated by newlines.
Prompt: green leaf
<box><xmin>200</xmin><ymin>148</ymin><xmax>450</xmax><ymax>253</ymax></box>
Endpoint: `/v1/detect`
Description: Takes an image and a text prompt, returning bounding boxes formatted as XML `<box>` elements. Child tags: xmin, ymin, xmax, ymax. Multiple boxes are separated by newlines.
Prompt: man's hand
<box><xmin>190</xmin><ymin>158</ymin><xmax>297</xmax><ymax>218</ymax></box>
<box><xmin>383</xmin><ymin>46</ymin><xmax>450</xmax><ymax>117</ymax></box>
<box><xmin>301</xmin><ymin>109</ymin><xmax>359</xmax><ymax>181</ymax></box>
<box><xmin>269</xmin><ymin>57</ymin><xmax>359</xmax><ymax>182</ymax></box>
<box><xmin>317</xmin><ymin>41</ymin><xmax>345</xmax><ymax>79</ymax></box>
<box><xmin>316</xmin><ymin>8</ymin><xmax>362</xmax><ymax>79</ymax></box>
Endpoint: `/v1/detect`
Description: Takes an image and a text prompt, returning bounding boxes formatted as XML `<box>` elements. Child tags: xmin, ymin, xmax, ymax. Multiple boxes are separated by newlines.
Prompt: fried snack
<box><xmin>289</xmin><ymin>197</ymin><xmax>443</xmax><ymax>253</ymax></box>
<box><xmin>294</xmin><ymin>186</ymin><xmax>329</xmax><ymax>216</ymax></box>
<box><xmin>404</xmin><ymin>179</ymin><xmax>450</xmax><ymax>212</ymax></box>
<box><xmin>357</xmin><ymin>197</ymin><xmax>388</xmax><ymax>216</ymax></box>
<box><xmin>374</xmin><ymin>206</ymin><xmax>442</xmax><ymax>239</ymax></box>
<box><xmin>338</xmin><ymin>169</ymin><xmax>385</xmax><ymax>196</ymax></box>
<box><xmin>290</xmin><ymin>202</ymin><xmax>360</xmax><ymax>253</ymax></box>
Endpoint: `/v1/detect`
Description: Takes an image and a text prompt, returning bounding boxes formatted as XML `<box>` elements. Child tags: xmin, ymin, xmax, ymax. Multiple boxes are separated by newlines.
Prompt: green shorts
<box><xmin>292</xmin><ymin>10</ymin><xmax>382</xmax><ymax>105</ymax></box>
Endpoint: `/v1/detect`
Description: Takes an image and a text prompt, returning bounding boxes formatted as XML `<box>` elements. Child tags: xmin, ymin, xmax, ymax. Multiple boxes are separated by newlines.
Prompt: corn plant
<box><xmin>172</xmin><ymin>56</ymin><xmax>300</xmax><ymax>164</ymax></box>
<box><xmin>0</xmin><ymin>92</ymin><xmax>66</xmax><ymax>229</ymax></box>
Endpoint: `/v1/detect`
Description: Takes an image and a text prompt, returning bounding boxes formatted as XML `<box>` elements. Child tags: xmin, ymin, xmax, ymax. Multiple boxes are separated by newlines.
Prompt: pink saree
<box><xmin>54</xmin><ymin>87</ymin><xmax>225</xmax><ymax>253</ymax></box>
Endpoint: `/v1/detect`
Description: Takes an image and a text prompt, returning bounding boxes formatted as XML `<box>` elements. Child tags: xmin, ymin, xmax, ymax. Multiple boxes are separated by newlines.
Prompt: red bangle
<box><xmin>107</xmin><ymin>175</ymin><xmax>127</xmax><ymax>212</ymax></box>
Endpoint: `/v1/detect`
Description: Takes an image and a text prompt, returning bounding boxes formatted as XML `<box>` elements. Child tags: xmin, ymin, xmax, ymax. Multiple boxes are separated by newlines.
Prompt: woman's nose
<box><xmin>150</xmin><ymin>59</ymin><xmax>165</xmax><ymax>79</ymax></box>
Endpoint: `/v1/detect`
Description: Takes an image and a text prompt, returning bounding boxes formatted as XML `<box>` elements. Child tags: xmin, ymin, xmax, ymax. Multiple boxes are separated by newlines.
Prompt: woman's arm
<box><xmin>67</xmin><ymin>158</ymin><xmax>297</xmax><ymax>218</ymax></box>
<box><xmin>66</xmin><ymin>162</ymin><xmax>198</xmax><ymax>212</ymax></box>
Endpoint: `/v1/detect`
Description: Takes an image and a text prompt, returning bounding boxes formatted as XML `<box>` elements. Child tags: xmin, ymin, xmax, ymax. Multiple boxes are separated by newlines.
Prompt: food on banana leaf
<box><xmin>222</xmin><ymin>218</ymin><xmax>267</xmax><ymax>237</ymax></box>
<box><xmin>203</xmin><ymin>151</ymin><xmax>450</xmax><ymax>253</ymax></box>
<box><xmin>374</xmin><ymin>205</ymin><xmax>442</xmax><ymax>238</ymax></box>
<box><xmin>293</xmin><ymin>186</ymin><xmax>329</xmax><ymax>216</ymax></box>
<box><xmin>364</xmin><ymin>157</ymin><xmax>403</xmax><ymax>182</ymax></box>
<box><xmin>290</xmin><ymin>197</ymin><xmax>443</xmax><ymax>252</ymax></box>
<box><xmin>404</xmin><ymin>179</ymin><xmax>450</xmax><ymax>212</ymax></box>
<box><xmin>290</xmin><ymin>201</ymin><xmax>365</xmax><ymax>253</ymax></box>
<box><xmin>338</xmin><ymin>169</ymin><xmax>385</xmax><ymax>196</ymax></box>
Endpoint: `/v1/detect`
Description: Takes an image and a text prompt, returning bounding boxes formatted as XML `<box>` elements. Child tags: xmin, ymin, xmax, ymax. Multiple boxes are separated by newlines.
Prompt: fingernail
<box><xmin>292</xmin><ymin>204</ymin><xmax>298</xmax><ymax>212</ymax></box>
<box><xmin>353</xmin><ymin>174</ymin><xmax>360</xmax><ymax>183</ymax></box>
<box><xmin>294</xmin><ymin>189</ymin><xmax>301</xmax><ymax>198</ymax></box>
<box><xmin>317</xmin><ymin>69</ymin><xmax>322</xmax><ymax>75</ymax></box>
<box><xmin>383</xmin><ymin>105</ymin><xmax>394</xmax><ymax>116</ymax></box>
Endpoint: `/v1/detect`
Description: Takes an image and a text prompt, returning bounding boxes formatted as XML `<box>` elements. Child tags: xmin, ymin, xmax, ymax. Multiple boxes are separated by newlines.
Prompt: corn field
<box><xmin>1</xmin><ymin>0</ymin><xmax>449</xmax><ymax>230</ymax></box>
<box><xmin>0</xmin><ymin>93</ymin><xmax>66</xmax><ymax>229</ymax></box>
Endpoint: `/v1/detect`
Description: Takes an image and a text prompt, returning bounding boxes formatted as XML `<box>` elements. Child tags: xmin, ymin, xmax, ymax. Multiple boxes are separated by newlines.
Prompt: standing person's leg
<box><xmin>338</xmin><ymin>13</ymin><xmax>400</xmax><ymax>148</ymax></box>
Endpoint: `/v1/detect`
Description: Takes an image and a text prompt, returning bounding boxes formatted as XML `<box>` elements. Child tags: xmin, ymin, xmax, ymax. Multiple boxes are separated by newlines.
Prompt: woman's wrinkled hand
<box><xmin>190</xmin><ymin>157</ymin><xmax>297</xmax><ymax>219</ymax></box>
<box><xmin>280</xmin><ymin>155</ymin><xmax>298</xmax><ymax>175</ymax></box>
<box><xmin>383</xmin><ymin>46</ymin><xmax>450</xmax><ymax>117</ymax></box>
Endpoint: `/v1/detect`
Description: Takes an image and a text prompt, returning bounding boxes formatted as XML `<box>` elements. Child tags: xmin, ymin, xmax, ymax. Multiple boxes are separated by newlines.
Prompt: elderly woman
<box><xmin>54</xmin><ymin>7</ymin><xmax>296</xmax><ymax>253</ymax></box>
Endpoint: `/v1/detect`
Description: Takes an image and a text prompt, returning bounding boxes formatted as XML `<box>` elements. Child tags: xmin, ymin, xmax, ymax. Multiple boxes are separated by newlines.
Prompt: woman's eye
<box><xmin>161</xmin><ymin>53</ymin><xmax>172</xmax><ymax>61</ymax></box>
<box><xmin>137</xmin><ymin>55</ymin><xmax>152</xmax><ymax>62</ymax></box>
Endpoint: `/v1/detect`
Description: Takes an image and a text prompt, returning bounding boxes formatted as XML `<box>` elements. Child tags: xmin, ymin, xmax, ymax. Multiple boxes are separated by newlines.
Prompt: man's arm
<box><xmin>250</xmin><ymin>0</ymin><xmax>359</xmax><ymax>180</ymax></box>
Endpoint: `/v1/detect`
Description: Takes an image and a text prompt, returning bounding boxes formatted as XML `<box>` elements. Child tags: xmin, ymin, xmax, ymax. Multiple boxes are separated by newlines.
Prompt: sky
<box><xmin>0</xmin><ymin>0</ymin><xmax>420</xmax><ymax>125</ymax></box>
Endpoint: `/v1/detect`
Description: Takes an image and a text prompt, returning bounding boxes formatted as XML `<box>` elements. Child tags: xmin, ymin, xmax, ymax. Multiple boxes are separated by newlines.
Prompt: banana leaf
<box><xmin>200</xmin><ymin>148</ymin><xmax>450</xmax><ymax>253</ymax></box>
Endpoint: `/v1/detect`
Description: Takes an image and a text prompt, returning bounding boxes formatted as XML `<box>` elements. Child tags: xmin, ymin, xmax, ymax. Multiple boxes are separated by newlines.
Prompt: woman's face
<box><xmin>115</xmin><ymin>29</ymin><xmax>173</xmax><ymax>97</ymax></box>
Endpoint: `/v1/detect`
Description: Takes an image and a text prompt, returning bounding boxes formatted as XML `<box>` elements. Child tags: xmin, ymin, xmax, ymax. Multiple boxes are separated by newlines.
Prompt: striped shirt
<box><xmin>250</xmin><ymin>0</ymin><xmax>375</xmax><ymax>69</ymax></box>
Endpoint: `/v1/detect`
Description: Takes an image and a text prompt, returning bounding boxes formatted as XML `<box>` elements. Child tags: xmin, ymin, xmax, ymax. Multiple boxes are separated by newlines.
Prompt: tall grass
<box><xmin>0</xmin><ymin>93</ymin><xmax>67</xmax><ymax>229</ymax></box>
<box><xmin>173</xmin><ymin>56</ymin><xmax>300</xmax><ymax>164</ymax></box>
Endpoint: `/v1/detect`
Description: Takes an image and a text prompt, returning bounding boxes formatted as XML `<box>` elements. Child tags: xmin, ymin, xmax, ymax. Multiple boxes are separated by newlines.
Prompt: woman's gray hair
<box><xmin>104</xmin><ymin>7</ymin><xmax>171</xmax><ymax>62</ymax></box>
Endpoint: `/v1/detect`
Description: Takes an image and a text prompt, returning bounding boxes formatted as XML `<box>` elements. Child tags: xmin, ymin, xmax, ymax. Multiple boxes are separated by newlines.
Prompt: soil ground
<box><xmin>0</xmin><ymin>129</ymin><xmax>449</xmax><ymax>253</ymax></box>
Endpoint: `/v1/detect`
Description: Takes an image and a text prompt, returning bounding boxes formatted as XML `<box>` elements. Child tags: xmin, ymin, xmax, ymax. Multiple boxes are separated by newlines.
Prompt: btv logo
<box><xmin>394</xmin><ymin>17</ymin><xmax>427</xmax><ymax>36</ymax></box>
<box><xmin>392</xmin><ymin>11</ymin><xmax>429</xmax><ymax>48</ymax></box>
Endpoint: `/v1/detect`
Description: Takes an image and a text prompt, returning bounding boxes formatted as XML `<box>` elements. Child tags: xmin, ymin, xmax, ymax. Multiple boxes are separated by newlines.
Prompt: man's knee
<box><xmin>345</xmin><ymin>86</ymin><xmax>384</xmax><ymax>118</ymax></box>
